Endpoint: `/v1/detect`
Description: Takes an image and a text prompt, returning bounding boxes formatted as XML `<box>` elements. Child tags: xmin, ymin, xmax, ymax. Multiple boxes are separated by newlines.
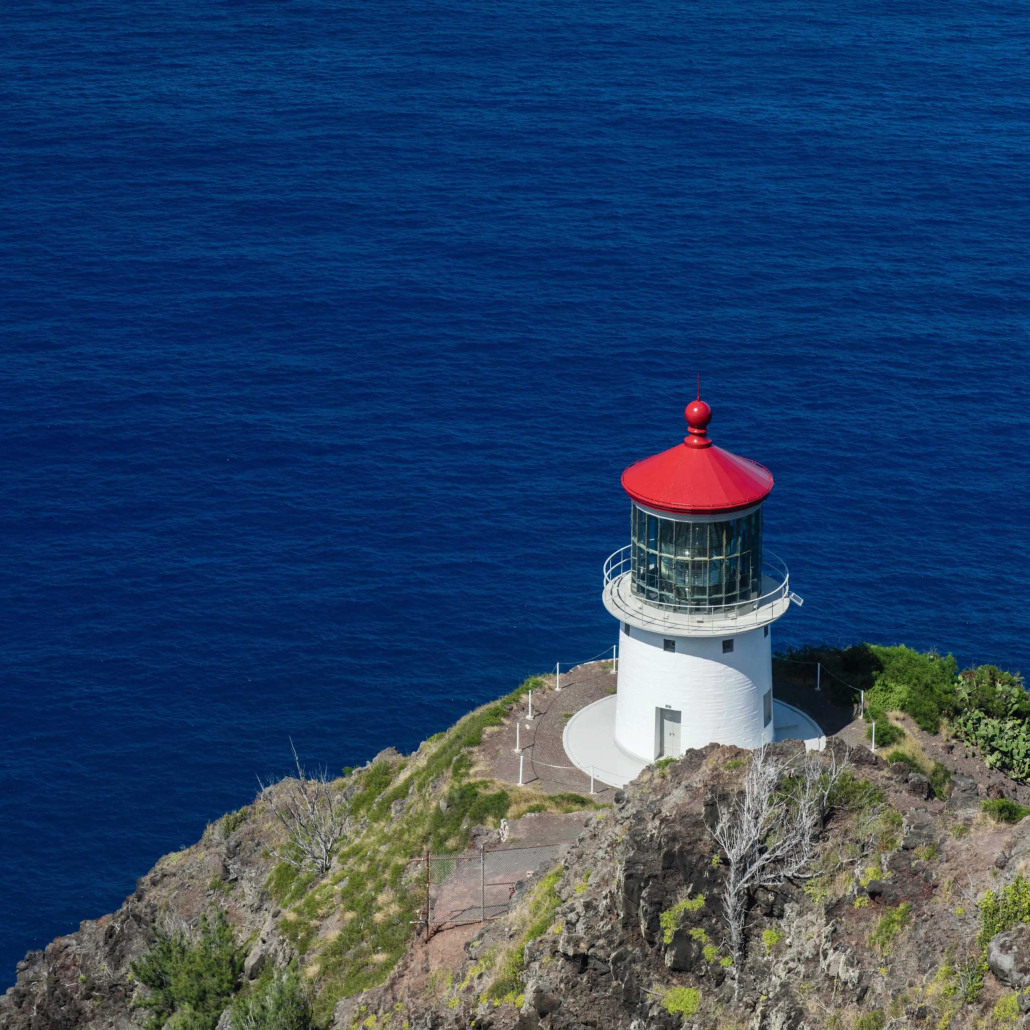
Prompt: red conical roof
<box><xmin>620</xmin><ymin>395</ymin><xmax>773</xmax><ymax>515</ymax></box>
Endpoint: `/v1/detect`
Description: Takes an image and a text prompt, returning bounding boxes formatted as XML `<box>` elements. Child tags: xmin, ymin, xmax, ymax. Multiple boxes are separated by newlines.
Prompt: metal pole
<box><xmin>528</xmin><ymin>689</ymin><xmax>533</xmax><ymax>720</ymax></box>
<box><xmin>480</xmin><ymin>846</ymin><xmax>486</xmax><ymax>923</ymax></box>
<box><xmin>860</xmin><ymin>690</ymin><xmax>864</xmax><ymax>716</ymax></box>
<box><xmin>515</xmin><ymin>722</ymin><xmax>520</xmax><ymax>753</ymax></box>
<box><xmin>871</xmin><ymin>720</ymin><xmax>876</xmax><ymax>753</ymax></box>
<box><xmin>518</xmin><ymin>754</ymin><xmax>524</xmax><ymax>786</ymax></box>
<box><xmin>611</xmin><ymin>644</ymin><xmax>617</xmax><ymax>674</ymax></box>
<box><xmin>425</xmin><ymin>848</ymin><xmax>431</xmax><ymax>943</ymax></box>
<box><xmin>556</xmin><ymin>662</ymin><xmax>561</xmax><ymax>692</ymax></box>
<box><xmin>590</xmin><ymin>766</ymin><xmax>595</xmax><ymax>794</ymax></box>
<box><xmin>816</xmin><ymin>662</ymin><xmax>821</xmax><ymax>693</ymax></box>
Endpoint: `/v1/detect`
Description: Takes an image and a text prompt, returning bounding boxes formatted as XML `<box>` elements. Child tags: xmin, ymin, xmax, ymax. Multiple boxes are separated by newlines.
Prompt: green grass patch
<box><xmin>827</xmin><ymin>771</ymin><xmax>886</xmax><ymax>811</ymax></box>
<box><xmin>349</xmin><ymin>763</ymin><xmax>396</xmax><ymax>818</ymax></box>
<box><xmin>869</xmin><ymin>902</ymin><xmax>911</xmax><ymax>956</ymax></box>
<box><xmin>762</xmin><ymin>928</ymin><xmax>785</xmax><ymax>954</ymax></box>
<box><xmin>854</xmin><ymin>1011</ymin><xmax>886</xmax><ymax>1030</ymax></box>
<box><xmin>429</xmin><ymin>781</ymin><xmax>510</xmax><ymax>852</ymax></box>
<box><xmin>981</xmin><ymin>799</ymin><xmax>1030</xmax><ymax>825</ymax></box>
<box><xmin>267</xmin><ymin>863</ymin><xmax>317</xmax><ymax>906</ymax></box>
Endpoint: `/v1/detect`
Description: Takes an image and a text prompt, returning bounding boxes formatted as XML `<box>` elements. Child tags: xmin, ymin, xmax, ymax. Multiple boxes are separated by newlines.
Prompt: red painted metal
<box><xmin>621</xmin><ymin>396</ymin><xmax>773</xmax><ymax>515</ymax></box>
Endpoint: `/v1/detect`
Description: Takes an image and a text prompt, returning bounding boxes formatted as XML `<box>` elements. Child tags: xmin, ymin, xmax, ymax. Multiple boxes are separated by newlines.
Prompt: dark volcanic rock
<box><xmin>989</xmin><ymin>925</ymin><xmax>1030</xmax><ymax>988</ymax></box>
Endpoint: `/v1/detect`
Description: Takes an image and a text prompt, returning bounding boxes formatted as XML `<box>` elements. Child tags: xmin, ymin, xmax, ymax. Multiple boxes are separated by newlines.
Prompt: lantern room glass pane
<box><xmin>628</xmin><ymin>503</ymin><xmax>764</xmax><ymax>611</ymax></box>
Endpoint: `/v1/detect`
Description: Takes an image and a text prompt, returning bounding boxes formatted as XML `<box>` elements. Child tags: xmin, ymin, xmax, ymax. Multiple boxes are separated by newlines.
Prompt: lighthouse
<box><xmin>563</xmin><ymin>392</ymin><xmax>823</xmax><ymax>787</ymax></box>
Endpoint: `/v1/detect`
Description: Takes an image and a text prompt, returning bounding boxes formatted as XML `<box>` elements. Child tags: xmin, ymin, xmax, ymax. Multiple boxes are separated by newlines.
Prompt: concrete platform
<box><xmin>562</xmin><ymin>695</ymin><xmax>825</xmax><ymax>788</ymax></box>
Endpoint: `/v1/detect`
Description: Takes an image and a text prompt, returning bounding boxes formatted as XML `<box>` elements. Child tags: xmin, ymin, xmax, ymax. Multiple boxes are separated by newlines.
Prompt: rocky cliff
<box><xmin>6</xmin><ymin>684</ymin><xmax>1030</xmax><ymax>1030</ymax></box>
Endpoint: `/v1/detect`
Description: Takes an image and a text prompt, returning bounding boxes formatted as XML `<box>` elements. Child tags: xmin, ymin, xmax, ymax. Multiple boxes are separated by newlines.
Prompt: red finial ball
<box><xmin>684</xmin><ymin>398</ymin><xmax>712</xmax><ymax>447</ymax></box>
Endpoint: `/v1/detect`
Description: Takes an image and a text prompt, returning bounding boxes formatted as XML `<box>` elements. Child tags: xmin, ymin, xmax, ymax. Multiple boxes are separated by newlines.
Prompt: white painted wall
<box><xmin>613</xmin><ymin>623</ymin><xmax>775</xmax><ymax>760</ymax></box>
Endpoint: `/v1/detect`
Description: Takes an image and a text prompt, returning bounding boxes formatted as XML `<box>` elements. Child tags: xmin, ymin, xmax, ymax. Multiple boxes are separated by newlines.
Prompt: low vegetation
<box><xmin>130</xmin><ymin>912</ymin><xmax>243</xmax><ymax>1030</ymax></box>
<box><xmin>230</xmin><ymin>969</ymin><xmax>312</xmax><ymax>1030</ymax></box>
<box><xmin>486</xmin><ymin>867</ymin><xmax>562</xmax><ymax>1001</ymax></box>
<box><xmin>980</xmin><ymin>798</ymin><xmax>1030</xmax><ymax>825</ymax></box>
<box><xmin>776</xmin><ymin>644</ymin><xmax>1027</xmax><ymax>783</ymax></box>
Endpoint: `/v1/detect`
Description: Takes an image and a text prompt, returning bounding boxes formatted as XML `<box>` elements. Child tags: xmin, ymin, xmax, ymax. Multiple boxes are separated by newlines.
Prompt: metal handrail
<box><xmin>602</xmin><ymin>544</ymin><xmax>790</xmax><ymax>617</ymax></box>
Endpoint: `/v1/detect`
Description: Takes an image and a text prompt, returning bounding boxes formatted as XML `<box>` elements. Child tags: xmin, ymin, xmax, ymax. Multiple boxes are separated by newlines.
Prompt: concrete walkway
<box><xmin>478</xmin><ymin>660</ymin><xmax>865</xmax><ymax>796</ymax></box>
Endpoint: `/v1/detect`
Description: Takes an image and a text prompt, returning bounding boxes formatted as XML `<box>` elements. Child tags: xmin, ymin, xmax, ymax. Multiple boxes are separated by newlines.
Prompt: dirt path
<box><xmin>477</xmin><ymin>661</ymin><xmax>618</xmax><ymax>800</ymax></box>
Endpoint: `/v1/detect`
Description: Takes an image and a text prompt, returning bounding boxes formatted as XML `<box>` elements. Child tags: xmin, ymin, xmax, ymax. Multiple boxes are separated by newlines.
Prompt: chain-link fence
<box><xmin>426</xmin><ymin>842</ymin><xmax>565</xmax><ymax>934</ymax></box>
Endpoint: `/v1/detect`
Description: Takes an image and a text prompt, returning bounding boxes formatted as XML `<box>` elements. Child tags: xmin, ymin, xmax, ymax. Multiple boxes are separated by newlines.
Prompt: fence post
<box><xmin>519</xmin><ymin>754</ymin><xmax>524</xmax><ymax>786</ymax></box>
<box><xmin>816</xmin><ymin>662</ymin><xmax>821</xmax><ymax>693</ymax></box>
<box><xmin>528</xmin><ymin>689</ymin><xmax>533</xmax><ymax>720</ymax></box>
<box><xmin>425</xmin><ymin>848</ymin><xmax>431</xmax><ymax>942</ymax></box>
<box><xmin>611</xmin><ymin>644</ymin><xmax>617</xmax><ymax>674</ymax></box>
<box><xmin>556</xmin><ymin>662</ymin><xmax>561</xmax><ymax>692</ymax></box>
<box><xmin>860</xmin><ymin>690</ymin><xmax>864</xmax><ymax>716</ymax></box>
<box><xmin>515</xmin><ymin>722</ymin><xmax>520</xmax><ymax>753</ymax></box>
<box><xmin>590</xmin><ymin>766</ymin><xmax>595</xmax><ymax>794</ymax></box>
<box><xmin>480</xmin><ymin>846</ymin><xmax>486</xmax><ymax>923</ymax></box>
<box><xmin>871</xmin><ymin>720</ymin><xmax>876</xmax><ymax>753</ymax></box>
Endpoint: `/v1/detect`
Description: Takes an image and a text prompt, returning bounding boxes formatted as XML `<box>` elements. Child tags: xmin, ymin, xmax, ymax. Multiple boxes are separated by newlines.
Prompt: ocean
<box><xmin>1</xmin><ymin>0</ymin><xmax>1028</xmax><ymax>984</ymax></box>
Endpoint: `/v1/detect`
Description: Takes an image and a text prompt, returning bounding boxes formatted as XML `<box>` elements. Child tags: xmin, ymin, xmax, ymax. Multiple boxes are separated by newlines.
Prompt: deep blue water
<box><xmin>2</xmin><ymin>0</ymin><xmax>1029</xmax><ymax>984</ymax></box>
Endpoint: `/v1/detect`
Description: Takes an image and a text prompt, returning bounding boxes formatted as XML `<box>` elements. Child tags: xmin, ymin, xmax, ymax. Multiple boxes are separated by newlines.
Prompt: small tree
<box><xmin>707</xmin><ymin>745</ymin><xmax>849</xmax><ymax>963</ymax></box>
<box><xmin>130</xmin><ymin>910</ymin><xmax>242</xmax><ymax>1030</ymax></box>
<box><xmin>259</xmin><ymin>740</ymin><xmax>346</xmax><ymax>876</ymax></box>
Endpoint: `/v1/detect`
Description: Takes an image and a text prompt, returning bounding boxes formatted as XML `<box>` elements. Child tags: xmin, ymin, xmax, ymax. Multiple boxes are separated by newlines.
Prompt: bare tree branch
<box><xmin>707</xmin><ymin>745</ymin><xmax>849</xmax><ymax>965</ymax></box>
<box><xmin>258</xmin><ymin>739</ymin><xmax>346</xmax><ymax>876</ymax></box>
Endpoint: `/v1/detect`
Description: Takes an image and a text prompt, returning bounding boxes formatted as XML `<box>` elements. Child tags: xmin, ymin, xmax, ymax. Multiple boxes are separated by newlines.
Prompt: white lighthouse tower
<box><xmin>563</xmin><ymin>392</ymin><xmax>823</xmax><ymax>787</ymax></box>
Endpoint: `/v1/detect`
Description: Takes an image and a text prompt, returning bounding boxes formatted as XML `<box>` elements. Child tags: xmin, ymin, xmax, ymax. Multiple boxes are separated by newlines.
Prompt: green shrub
<box><xmin>659</xmin><ymin>894</ymin><xmax>705</xmax><ymax>944</ymax></box>
<box><xmin>230</xmin><ymin>970</ymin><xmax>311</xmax><ymax>1030</ymax></box>
<box><xmin>978</xmin><ymin>877</ymin><xmax>1030</xmax><ymax>952</ymax></box>
<box><xmin>855</xmin><ymin>1011</ymin><xmax>886</xmax><ymax>1030</ymax></box>
<box><xmin>868</xmin><ymin>902</ymin><xmax>911</xmax><ymax>956</ymax></box>
<box><xmin>866</xmin><ymin>713</ymin><xmax>904</xmax><ymax>747</ymax></box>
<box><xmin>762</xmin><ymin>928</ymin><xmax>785</xmax><ymax>954</ymax></box>
<box><xmin>981</xmin><ymin>799</ymin><xmax>1030</xmax><ymax>825</ymax></box>
<box><xmin>993</xmin><ymin>994</ymin><xmax>1020</xmax><ymax>1025</ymax></box>
<box><xmin>662</xmin><ymin>987</ymin><xmax>701</xmax><ymax>1017</ymax></box>
<box><xmin>954</xmin><ymin>707</ymin><xmax>1030</xmax><ymax>784</ymax></box>
<box><xmin>221</xmin><ymin>808</ymin><xmax>248</xmax><ymax>838</ymax></box>
<box><xmin>929</xmin><ymin>762</ymin><xmax>952</xmax><ymax>800</ymax></box>
<box><xmin>130</xmin><ymin>911</ymin><xmax>242</xmax><ymax>1030</ymax></box>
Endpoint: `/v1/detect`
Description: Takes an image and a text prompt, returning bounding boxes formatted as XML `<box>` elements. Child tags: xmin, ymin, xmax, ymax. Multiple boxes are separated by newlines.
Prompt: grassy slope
<box><xmin>263</xmin><ymin>674</ymin><xmax>602</xmax><ymax>1024</ymax></box>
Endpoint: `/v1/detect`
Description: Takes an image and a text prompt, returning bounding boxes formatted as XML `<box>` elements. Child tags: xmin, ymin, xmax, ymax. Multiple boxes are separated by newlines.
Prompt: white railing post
<box><xmin>860</xmin><ymin>690</ymin><xmax>865</xmax><ymax>716</ymax></box>
<box><xmin>528</xmin><ymin>689</ymin><xmax>533</xmax><ymax>720</ymax></box>
<box><xmin>518</xmin><ymin>754</ymin><xmax>524</xmax><ymax>786</ymax></box>
<box><xmin>611</xmin><ymin>643</ymin><xmax>617</xmax><ymax>674</ymax></box>
<box><xmin>590</xmin><ymin>766</ymin><xmax>595</xmax><ymax>794</ymax></box>
<box><xmin>555</xmin><ymin>662</ymin><xmax>561</xmax><ymax>692</ymax></box>
<box><xmin>816</xmin><ymin>662</ymin><xmax>821</xmax><ymax>693</ymax></box>
<box><xmin>871</xmin><ymin>721</ymin><xmax>876</xmax><ymax>753</ymax></box>
<box><xmin>515</xmin><ymin>722</ymin><xmax>520</xmax><ymax>753</ymax></box>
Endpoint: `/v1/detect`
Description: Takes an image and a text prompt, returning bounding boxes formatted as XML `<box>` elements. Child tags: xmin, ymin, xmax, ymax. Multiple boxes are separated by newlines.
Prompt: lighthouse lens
<box><xmin>629</xmin><ymin>503</ymin><xmax>763</xmax><ymax>611</ymax></box>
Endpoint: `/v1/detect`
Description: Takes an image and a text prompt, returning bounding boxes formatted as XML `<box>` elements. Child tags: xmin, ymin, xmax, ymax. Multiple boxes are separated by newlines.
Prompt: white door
<box><xmin>658</xmin><ymin>708</ymin><xmax>682</xmax><ymax>758</ymax></box>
